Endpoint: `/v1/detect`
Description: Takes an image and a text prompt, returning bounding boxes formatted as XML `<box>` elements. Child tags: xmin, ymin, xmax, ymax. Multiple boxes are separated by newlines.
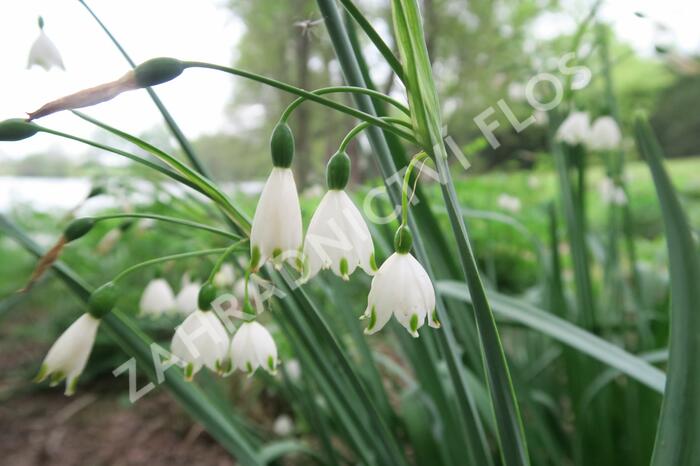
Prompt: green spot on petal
<box><xmin>184</xmin><ymin>363</ymin><xmax>194</xmax><ymax>381</ymax></box>
<box><xmin>369</xmin><ymin>253</ymin><xmax>378</xmax><ymax>272</ymax></box>
<box><xmin>410</xmin><ymin>314</ymin><xmax>419</xmax><ymax>333</ymax></box>
<box><xmin>339</xmin><ymin>257</ymin><xmax>349</xmax><ymax>279</ymax></box>
<box><xmin>250</xmin><ymin>245</ymin><xmax>261</xmax><ymax>270</ymax></box>
<box><xmin>267</xmin><ymin>356</ymin><xmax>276</xmax><ymax>373</ymax></box>
<box><xmin>34</xmin><ymin>363</ymin><xmax>48</xmax><ymax>383</ymax></box>
<box><xmin>246</xmin><ymin>361</ymin><xmax>254</xmax><ymax>374</ymax></box>
<box><xmin>49</xmin><ymin>371</ymin><xmax>65</xmax><ymax>387</ymax></box>
<box><xmin>367</xmin><ymin>306</ymin><xmax>377</xmax><ymax>331</ymax></box>
<box><xmin>272</xmin><ymin>248</ymin><xmax>282</xmax><ymax>259</ymax></box>
<box><xmin>65</xmin><ymin>377</ymin><xmax>79</xmax><ymax>396</ymax></box>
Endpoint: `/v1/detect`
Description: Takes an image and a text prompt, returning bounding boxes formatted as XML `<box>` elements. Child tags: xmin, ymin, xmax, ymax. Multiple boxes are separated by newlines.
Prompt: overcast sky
<box><xmin>0</xmin><ymin>0</ymin><xmax>697</xmax><ymax>160</ymax></box>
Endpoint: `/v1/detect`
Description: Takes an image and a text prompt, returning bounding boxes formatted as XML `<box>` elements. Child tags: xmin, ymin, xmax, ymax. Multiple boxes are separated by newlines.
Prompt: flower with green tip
<box><xmin>170</xmin><ymin>309</ymin><xmax>230</xmax><ymax>380</ymax></box>
<box><xmin>250</xmin><ymin>168</ymin><xmax>303</xmax><ymax>270</ymax></box>
<box><xmin>556</xmin><ymin>111</ymin><xmax>590</xmax><ymax>146</ymax></box>
<box><xmin>27</xmin><ymin>17</ymin><xmax>65</xmax><ymax>71</ymax></box>
<box><xmin>230</xmin><ymin>321</ymin><xmax>278</xmax><ymax>375</ymax></box>
<box><xmin>35</xmin><ymin>313</ymin><xmax>100</xmax><ymax>395</ymax></box>
<box><xmin>303</xmin><ymin>190</ymin><xmax>375</xmax><ymax>281</ymax></box>
<box><xmin>362</xmin><ymin>228</ymin><xmax>438</xmax><ymax>337</ymax></box>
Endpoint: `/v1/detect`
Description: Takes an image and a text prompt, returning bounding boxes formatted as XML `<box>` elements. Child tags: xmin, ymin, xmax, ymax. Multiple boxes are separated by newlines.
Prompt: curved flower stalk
<box><xmin>35</xmin><ymin>313</ymin><xmax>100</xmax><ymax>395</ymax></box>
<box><xmin>363</xmin><ymin>226</ymin><xmax>438</xmax><ymax>337</ymax></box>
<box><xmin>588</xmin><ymin>116</ymin><xmax>622</xmax><ymax>151</ymax></box>
<box><xmin>556</xmin><ymin>111</ymin><xmax>590</xmax><ymax>146</ymax></box>
<box><xmin>27</xmin><ymin>17</ymin><xmax>65</xmax><ymax>71</ymax></box>
<box><xmin>250</xmin><ymin>123</ymin><xmax>302</xmax><ymax>270</ymax></box>
<box><xmin>139</xmin><ymin>277</ymin><xmax>176</xmax><ymax>317</ymax></box>
<box><xmin>303</xmin><ymin>151</ymin><xmax>375</xmax><ymax>281</ymax></box>
<box><xmin>230</xmin><ymin>321</ymin><xmax>278</xmax><ymax>375</ymax></box>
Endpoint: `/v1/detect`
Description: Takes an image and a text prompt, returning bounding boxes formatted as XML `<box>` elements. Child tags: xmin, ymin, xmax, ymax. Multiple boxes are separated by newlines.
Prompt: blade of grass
<box><xmin>634</xmin><ymin>115</ymin><xmax>700</xmax><ymax>466</ymax></box>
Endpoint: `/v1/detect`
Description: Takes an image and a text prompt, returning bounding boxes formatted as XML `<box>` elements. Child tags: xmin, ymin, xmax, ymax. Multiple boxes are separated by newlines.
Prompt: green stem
<box><xmin>91</xmin><ymin>213</ymin><xmax>239</xmax><ymax>239</ymax></box>
<box><xmin>183</xmin><ymin>61</ymin><xmax>418</xmax><ymax>146</ymax></box>
<box><xmin>207</xmin><ymin>242</ymin><xmax>245</xmax><ymax>283</ymax></box>
<box><xmin>34</xmin><ymin>126</ymin><xmax>202</xmax><ymax>193</ymax></box>
<box><xmin>338</xmin><ymin>117</ymin><xmax>411</xmax><ymax>152</ymax></box>
<box><xmin>280</xmin><ymin>86</ymin><xmax>410</xmax><ymax>121</ymax></box>
<box><xmin>400</xmin><ymin>152</ymin><xmax>428</xmax><ymax>227</ymax></box>
<box><xmin>112</xmin><ymin>248</ymin><xmax>232</xmax><ymax>283</ymax></box>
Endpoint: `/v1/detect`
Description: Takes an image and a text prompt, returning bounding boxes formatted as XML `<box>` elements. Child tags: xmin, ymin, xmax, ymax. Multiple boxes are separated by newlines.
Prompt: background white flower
<box><xmin>588</xmin><ymin>116</ymin><xmax>622</xmax><ymax>151</ymax></box>
<box><xmin>213</xmin><ymin>263</ymin><xmax>235</xmax><ymax>288</ymax></box>
<box><xmin>272</xmin><ymin>414</ymin><xmax>294</xmax><ymax>436</ymax></box>
<box><xmin>175</xmin><ymin>279</ymin><xmax>201</xmax><ymax>315</ymax></box>
<box><xmin>171</xmin><ymin>310</ymin><xmax>229</xmax><ymax>379</ymax></box>
<box><xmin>250</xmin><ymin>168</ymin><xmax>302</xmax><ymax>269</ymax></box>
<box><xmin>139</xmin><ymin>278</ymin><xmax>176</xmax><ymax>317</ymax></box>
<box><xmin>35</xmin><ymin>313</ymin><xmax>100</xmax><ymax>395</ymax></box>
<box><xmin>230</xmin><ymin>321</ymin><xmax>278</xmax><ymax>374</ymax></box>
<box><xmin>598</xmin><ymin>177</ymin><xmax>628</xmax><ymax>206</ymax></box>
<box><xmin>363</xmin><ymin>252</ymin><xmax>438</xmax><ymax>337</ymax></box>
<box><xmin>27</xmin><ymin>19</ymin><xmax>65</xmax><ymax>71</ymax></box>
<box><xmin>303</xmin><ymin>190</ymin><xmax>374</xmax><ymax>280</ymax></box>
<box><xmin>556</xmin><ymin>111</ymin><xmax>590</xmax><ymax>146</ymax></box>
<box><xmin>497</xmin><ymin>193</ymin><xmax>522</xmax><ymax>213</ymax></box>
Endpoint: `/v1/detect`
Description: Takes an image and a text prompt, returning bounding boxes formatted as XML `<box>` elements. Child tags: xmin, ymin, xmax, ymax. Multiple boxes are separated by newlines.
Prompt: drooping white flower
<box><xmin>556</xmin><ymin>111</ymin><xmax>590</xmax><ymax>146</ymax></box>
<box><xmin>171</xmin><ymin>309</ymin><xmax>230</xmax><ymax>379</ymax></box>
<box><xmin>175</xmin><ymin>279</ymin><xmax>201</xmax><ymax>315</ymax></box>
<box><xmin>497</xmin><ymin>193</ymin><xmax>522</xmax><ymax>213</ymax></box>
<box><xmin>96</xmin><ymin>228</ymin><xmax>121</xmax><ymax>255</ymax></box>
<box><xmin>250</xmin><ymin>167</ymin><xmax>303</xmax><ymax>269</ymax></box>
<box><xmin>230</xmin><ymin>321</ymin><xmax>278</xmax><ymax>374</ymax></box>
<box><xmin>362</xmin><ymin>232</ymin><xmax>438</xmax><ymax>337</ymax></box>
<box><xmin>303</xmin><ymin>190</ymin><xmax>375</xmax><ymax>280</ymax></box>
<box><xmin>139</xmin><ymin>278</ymin><xmax>176</xmax><ymax>317</ymax></box>
<box><xmin>588</xmin><ymin>116</ymin><xmax>622</xmax><ymax>151</ymax></box>
<box><xmin>27</xmin><ymin>18</ymin><xmax>65</xmax><ymax>71</ymax></box>
<box><xmin>35</xmin><ymin>313</ymin><xmax>100</xmax><ymax>395</ymax></box>
<box><xmin>273</xmin><ymin>414</ymin><xmax>295</xmax><ymax>436</ymax></box>
<box><xmin>598</xmin><ymin>177</ymin><xmax>628</xmax><ymax>206</ymax></box>
<box><xmin>213</xmin><ymin>263</ymin><xmax>235</xmax><ymax>288</ymax></box>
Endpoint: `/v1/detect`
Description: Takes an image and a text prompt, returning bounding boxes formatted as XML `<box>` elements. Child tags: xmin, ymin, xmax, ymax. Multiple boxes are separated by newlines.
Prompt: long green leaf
<box><xmin>634</xmin><ymin>116</ymin><xmax>700</xmax><ymax>466</ymax></box>
<box><xmin>437</xmin><ymin>281</ymin><xmax>666</xmax><ymax>393</ymax></box>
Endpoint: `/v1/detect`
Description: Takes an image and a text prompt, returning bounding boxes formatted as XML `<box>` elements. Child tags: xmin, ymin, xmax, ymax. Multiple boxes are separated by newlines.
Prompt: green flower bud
<box><xmin>88</xmin><ymin>282</ymin><xmax>119</xmax><ymax>318</ymax></box>
<box><xmin>394</xmin><ymin>225</ymin><xmax>413</xmax><ymax>254</ymax></box>
<box><xmin>87</xmin><ymin>185</ymin><xmax>106</xmax><ymax>198</ymax></box>
<box><xmin>63</xmin><ymin>218</ymin><xmax>96</xmax><ymax>242</ymax></box>
<box><xmin>270</xmin><ymin>123</ymin><xmax>294</xmax><ymax>168</ymax></box>
<box><xmin>134</xmin><ymin>58</ymin><xmax>185</xmax><ymax>88</ymax></box>
<box><xmin>198</xmin><ymin>282</ymin><xmax>218</xmax><ymax>311</ymax></box>
<box><xmin>326</xmin><ymin>151</ymin><xmax>351</xmax><ymax>190</ymax></box>
<box><xmin>0</xmin><ymin>119</ymin><xmax>39</xmax><ymax>141</ymax></box>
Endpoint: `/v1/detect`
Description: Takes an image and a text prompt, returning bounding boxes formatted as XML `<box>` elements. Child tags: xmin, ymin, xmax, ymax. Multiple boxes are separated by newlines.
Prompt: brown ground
<box><xmin>0</xmin><ymin>388</ymin><xmax>235</xmax><ymax>466</ymax></box>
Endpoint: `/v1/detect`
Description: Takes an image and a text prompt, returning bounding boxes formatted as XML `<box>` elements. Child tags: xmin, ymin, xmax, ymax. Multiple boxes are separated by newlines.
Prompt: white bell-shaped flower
<box><xmin>230</xmin><ymin>321</ymin><xmax>278</xmax><ymax>374</ymax></box>
<box><xmin>171</xmin><ymin>309</ymin><xmax>230</xmax><ymax>379</ymax></box>
<box><xmin>139</xmin><ymin>278</ymin><xmax>176</xmax><ymax>317</ymax></box>
<box><xmin>556</xmin><ymin>111</ymin><xmax>590</xmax><ymax>146</ymax></box>
<box><xmin>213</xmin><ymin>263</ymin><xmax>235</xmax><ymax>288</ymax></box>
<box><xmin>497</xmin><ymin>193</ymin><xmax>521</xmax><ymax>213</ymax></box>
<box><xmin>35</xmin><ymin>313</ymin><xmax>100</xmax><ymax>395</ymax></box>
<box><xmin>362</xmin><ymin>227</ymin><xmax>438</xmax><ymax>337</ymax></box>
<box><xmin>598</xmin><ymin>177</ymin><xmax>628</xmax><ymax>206</ymax></box>
<box><xmin>27</xmin><ymin>18</ymin><xmax>65</xmax><ymax>71</ymax></box>
<box><xmin>303</xmin><ymin>190</ymin><xmax>375</xmax><ymax>280</ymax></box>
<box><xmin>250</xmin><ymin>167</ymin><xmax>303</xmax><ymax>269</ymax></box>
<box><xmin>96</xmin><ymin>228</ymin><xmax>121</xmax><ymax>255</ymax></box>
<box><xmin>588</xmin><ymin>116</ymin><xmax>622</xmax><ymax>151</ymax></box>
<box><xmin>175</xmin><ymin>279</ymin><xmax>201</xmax><ymax>315</ymax></box>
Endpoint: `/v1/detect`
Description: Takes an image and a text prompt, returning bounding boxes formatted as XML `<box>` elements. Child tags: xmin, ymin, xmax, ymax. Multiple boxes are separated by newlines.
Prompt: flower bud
<box><xmin>133</xmin><ymin>58</ymin><xmax>185</xmax><ymax>88</ymax></box>
<box><xmin>0</xmin><ymin>119</ymin><xmax>39</xmax><ymax>141</ymax></box>
<box><xmin>394</xmin><ymin>225</ymin><xmax>413</xmax><ymax>254</ymax></box>
<box><xmin>198</xmin><ymin>282</ymin><xmax>218</xmax><ymax>311</ymax></box>
<box><xmin>270</xmin><ymin>123</ymin><xmax>295</xmax><ymax>168</ymax></box>
<box><xmin>88</xmin><ymin>282</ymin><xmax>119</xmax><ymax>318</ymax></box>
<box><xmin>326</xmin><ymin>151</ymin><xmax>351</xmax><ymax>190</ymax></box>
<box><xmin>64</xmin><ymin>217</ymin><xmax>96</xmax><ymax>242</ymax></box>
